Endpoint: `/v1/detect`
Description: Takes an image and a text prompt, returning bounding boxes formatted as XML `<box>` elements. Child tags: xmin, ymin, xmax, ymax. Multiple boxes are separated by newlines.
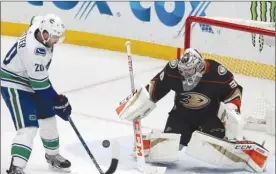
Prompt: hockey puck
<box><xmin>102</xmin><ymin>140</ymin><xmax>110</xmax><ymax>148</ymax></box>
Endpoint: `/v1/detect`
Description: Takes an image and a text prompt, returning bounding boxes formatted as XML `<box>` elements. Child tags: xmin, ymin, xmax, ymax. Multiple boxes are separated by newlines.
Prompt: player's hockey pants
<box><xmin>1</xmin><ymin>87</ymin><xmax>56</xmax><ymax>130</ymax></box>
<box><xmin>164</xmin><ymin>110</ymin><xmax>225</xmax><ymax>146</ymax></box>
<box><xmin>1</xmin><ymin>87</ymin><xmax>38</xmax><ymax>130</ymax></box>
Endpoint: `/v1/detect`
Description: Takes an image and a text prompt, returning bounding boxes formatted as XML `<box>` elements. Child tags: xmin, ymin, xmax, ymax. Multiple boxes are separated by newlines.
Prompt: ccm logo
<box><xmin>235</xmin><ymin>145</ymin><xmax>253</xmax><ymax>150</ymax></box>
<box><xmin>134</xmin><ymin>120</ymin><xmax>143</xmax><ymax>156</ymax></box>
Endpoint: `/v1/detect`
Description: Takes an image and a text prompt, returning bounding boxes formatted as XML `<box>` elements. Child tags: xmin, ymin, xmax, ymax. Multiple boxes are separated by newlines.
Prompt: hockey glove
<box><xmin>116</xmin><ymin>86</ymin><xmax>156</xmax><ymax>121</ymax></box>
<box><xmin>53</xmin><ymin>95</ymin><xmax>72</xmax><ymax>121</ymax></box>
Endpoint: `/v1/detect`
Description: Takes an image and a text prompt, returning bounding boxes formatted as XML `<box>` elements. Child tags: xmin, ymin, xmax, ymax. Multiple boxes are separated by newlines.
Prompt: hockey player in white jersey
<box><xmin>1</xmin><ymin>14</ymin><xmax>72</xmax><ymax>174</ymax></box>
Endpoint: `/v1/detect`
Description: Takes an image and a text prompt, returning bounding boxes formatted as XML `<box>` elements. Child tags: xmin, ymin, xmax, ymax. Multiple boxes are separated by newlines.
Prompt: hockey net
<box><xmin>184</xmin><ymin>16</ymin><xmax>275</xmax><ymax>135</ymax></box>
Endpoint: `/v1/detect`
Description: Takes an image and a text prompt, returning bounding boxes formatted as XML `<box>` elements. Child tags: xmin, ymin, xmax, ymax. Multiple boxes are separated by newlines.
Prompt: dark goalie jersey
<box><xmin>148</xmin><ymin>59</ymin><xmax>243</xmax><ymax>122</ymax></box>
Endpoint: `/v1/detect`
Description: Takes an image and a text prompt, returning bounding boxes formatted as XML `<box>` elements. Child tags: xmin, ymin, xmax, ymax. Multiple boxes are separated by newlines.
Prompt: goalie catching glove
<box><xmin>115</xmin><ymin>86</ymin><xmax>156</xmax><ymax>121</ymax></box>
<box><xmin>218</xmin><ymin>103</ymin><xmax>245</xmax><ymax>140</ymax></box>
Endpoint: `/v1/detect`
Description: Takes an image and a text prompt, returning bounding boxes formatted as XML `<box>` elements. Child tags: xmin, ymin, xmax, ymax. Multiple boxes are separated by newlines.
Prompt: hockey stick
<box><xmin>125</xmin><ymin>41</ymin><xmax>167</xmax><ymax>174</ymax></box>
<box><xmin>68</xmin><ymin>117</ymin><xmax>119</xmax><ymax>174</ymax></box>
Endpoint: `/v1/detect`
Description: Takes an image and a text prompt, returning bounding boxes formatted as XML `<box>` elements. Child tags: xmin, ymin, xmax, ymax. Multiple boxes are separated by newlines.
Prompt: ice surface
<box><xmin>1</xmin><ymin>36</ymin><xmax>275</xmax><ymax>174</ymax></box>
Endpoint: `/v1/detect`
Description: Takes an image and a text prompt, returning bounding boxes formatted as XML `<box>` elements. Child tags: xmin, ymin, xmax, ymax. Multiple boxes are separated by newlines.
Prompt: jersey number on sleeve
<box><xmin>3</xmin><ymin>42</ymin><xmax>18</xmax><ymax>65</ymax></box>
<box><xmin>229</xmin><ymin>79</ymin><xmax>238</xmax><ymax>88</ymax></box>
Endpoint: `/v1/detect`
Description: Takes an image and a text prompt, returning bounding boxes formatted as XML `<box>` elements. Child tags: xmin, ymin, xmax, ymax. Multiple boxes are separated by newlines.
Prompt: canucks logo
<box><xmin>250</xmin><ymin>1</ymin><xmax>275</xmax><ymax>52</ymax></box>
<box><xmin>35</xmin><ymin>47</ymin><xmax>46</xmax><ymax>56</ymax></box>
<box><xmin>29</xmin><ymin>115</ymin><xmax>36</xmax><ymax>121</ymax></box>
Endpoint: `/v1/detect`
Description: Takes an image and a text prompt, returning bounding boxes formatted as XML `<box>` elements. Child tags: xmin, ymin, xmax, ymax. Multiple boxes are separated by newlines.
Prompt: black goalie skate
<box><xmin>45</xmin><ymin>153</ymin><xmax>71</xmax><ymax>173</ymax></box>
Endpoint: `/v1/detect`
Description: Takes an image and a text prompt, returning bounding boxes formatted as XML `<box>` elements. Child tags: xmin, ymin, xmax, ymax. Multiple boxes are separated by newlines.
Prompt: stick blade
<box><xmin>105</xmin><ymin>140</ymin><xmax>120</xmax><ymax>174</ymax></box>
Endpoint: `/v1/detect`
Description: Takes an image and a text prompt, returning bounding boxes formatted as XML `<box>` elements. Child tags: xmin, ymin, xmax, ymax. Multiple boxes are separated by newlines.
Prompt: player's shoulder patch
<box><xmin>169</xmin><ymin>59</ymin><xmax>179</xmax><ymax>69</ymax></box>
<box><xmin>218</xmin><ymin>64</ymin><xmax>227</xmax><ymax>75</ymax></box>
<box><xmin>34</xmin><ymin>47</ymin><xmax>46</xmax><ymax>57</ymax></box>
<box><xmin>159</xmin><ymin>71</ymin><xmax>165</xmax><ymax>81</ymax></box>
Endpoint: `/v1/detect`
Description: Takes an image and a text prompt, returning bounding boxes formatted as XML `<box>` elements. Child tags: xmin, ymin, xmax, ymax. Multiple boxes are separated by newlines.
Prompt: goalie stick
<box><xmin>69</xmin><ymin>117</ymin><xmax>119</xmax><ymax>174</ymax></box>
<box><xmin>125</xmin><ymin>41</ymin><xmax>167</xmax><ymax>174</ymax></box>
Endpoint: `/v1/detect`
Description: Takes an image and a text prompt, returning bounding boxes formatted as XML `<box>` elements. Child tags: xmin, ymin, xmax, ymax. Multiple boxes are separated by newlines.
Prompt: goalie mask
<box><xmin>178</xmin><ymin>48</ymin><xmax>205</xmax><ymax>91</ymax></box>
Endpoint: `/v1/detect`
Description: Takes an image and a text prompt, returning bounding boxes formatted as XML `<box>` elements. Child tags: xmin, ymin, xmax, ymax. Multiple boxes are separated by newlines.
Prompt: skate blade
<box><xmin>48</xmin><ymin>164</ymin><xmax>71</xmax><ymax>173</ymax></box>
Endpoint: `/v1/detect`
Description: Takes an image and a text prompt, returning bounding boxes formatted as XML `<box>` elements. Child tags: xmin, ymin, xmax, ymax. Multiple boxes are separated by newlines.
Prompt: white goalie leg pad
<box><xmin>186</xmin><ymin>131</ymin><xmax>245</xmax><ymax>169</ymax></box>
<box><xmin>144</xmin><ymin>131</ymin><xmax>181</xmax><ymax>163</ymax></box>
<box><xmin>116</xmin><ymin>86</ymin><xmax>156</xmax><ymax>121</ymax></box>
<box><xmin>186</xmin><ymin>131</ymin><xmax>269</xmax><ymax>173</ymax></box>
<box><xmin>218</xmin><ymin>103</ymin><xmax>245</xmax><ymax>140</ymax></box>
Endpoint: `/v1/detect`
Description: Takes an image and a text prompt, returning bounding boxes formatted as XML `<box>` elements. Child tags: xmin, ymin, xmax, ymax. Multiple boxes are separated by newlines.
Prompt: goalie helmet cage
<box><xmin>183</xmin><ymin>16</ymin><xmax>275</xmax><ymax>133</ymax></box>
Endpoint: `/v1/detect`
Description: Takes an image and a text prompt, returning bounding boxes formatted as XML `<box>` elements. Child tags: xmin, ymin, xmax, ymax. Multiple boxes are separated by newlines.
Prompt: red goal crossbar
<box><xmin>184</xmin><ymin>16</ymin><xmax>275</xmax><ymax>50</ymax></box>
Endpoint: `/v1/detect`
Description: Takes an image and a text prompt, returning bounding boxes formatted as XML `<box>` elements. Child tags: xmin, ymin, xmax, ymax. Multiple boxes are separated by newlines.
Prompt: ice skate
<box><xmin>45</xmin><ymin>153</ymin><xmax>71</xmax><ymax>173</ymax></box>
<box><xmin>6</xmin><ymin>160</ymin><xmax>25</xmax><ymax>174</ymax></box>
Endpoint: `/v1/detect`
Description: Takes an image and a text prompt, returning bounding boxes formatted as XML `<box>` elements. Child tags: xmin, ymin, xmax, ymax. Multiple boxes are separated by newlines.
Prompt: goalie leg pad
<box><xmin>186</xmin><ymin>131</ymin><xmax>269</xmax><ymax>173</ymax></box>
<box><xmin>244</xmin><ymin>146</ymin><xmax>269</xmax><ymax>173</ymax></box>
<box><xmin>186</xmin><ymin>130</ymin><xmax>245</xmax><ymax>169</ymax></box>
<box><xmin>143</xmin><ymin>131</ymin><xmax>181</xmax><ymax>163</ymax></box>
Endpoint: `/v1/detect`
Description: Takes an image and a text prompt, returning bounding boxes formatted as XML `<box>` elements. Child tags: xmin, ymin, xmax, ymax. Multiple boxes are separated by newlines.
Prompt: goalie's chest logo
<box><xmin>180</xmin><ymin>92</ymin><xmax>211</xmax><ymax>109</ymax></box>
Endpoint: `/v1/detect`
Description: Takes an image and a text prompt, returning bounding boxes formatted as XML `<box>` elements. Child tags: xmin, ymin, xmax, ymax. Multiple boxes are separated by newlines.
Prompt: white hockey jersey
<box><xmin>1</xmin><ymin>23</ymin><xmax>54</xmax><ymax>93</ymax></box>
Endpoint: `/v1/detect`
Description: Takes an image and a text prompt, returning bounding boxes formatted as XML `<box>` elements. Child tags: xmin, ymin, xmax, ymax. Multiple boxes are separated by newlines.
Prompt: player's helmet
<box><xmin>39</xmin><ymin>14</ymin><xmax>66</xmax><ymax>44</ymax></box>
<box><xmin>178</xmin><ymin>48</ymin><xmax>205</xmax><ymax>91</ymax></box>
